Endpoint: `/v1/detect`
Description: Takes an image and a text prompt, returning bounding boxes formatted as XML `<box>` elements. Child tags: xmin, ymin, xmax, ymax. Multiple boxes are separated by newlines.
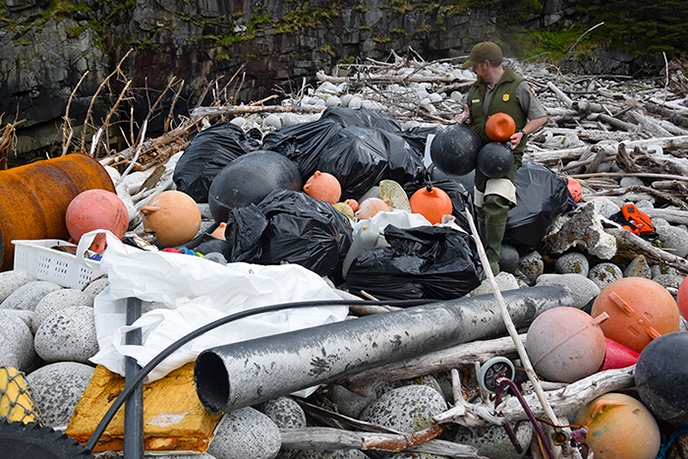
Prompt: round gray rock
<box><xmin>0</xmin><ymin>309</ymin><xmax>38</xmax><ymax>371</ymax></box>
<box><xmin>469</xmin><ymin>272</ymin><xmax>519</xmax><ymax>297</ymax></box>
<box><xmin>360</xmin><ymin>385</ymin><xmax>447</xmax><ymax>433</ymax></box>
<box><xmin>535</xmin><ymin>273</ymin><xmax>601</xmax><ymax>309</ymax></box>
<box><xmin>653</xmin><ymin>273</ymin><xmax>684</xmax><ymax>290</ymax></box>
<box><xmin>499</xmin><ymin>244</ymin><xmax>520</xmax><ymax>274</ymax></box>
<box><xmin>208</xmin><ymin>406</ymin><xmax>281</xmax><ymax>459</ymax></box>
<box><xmin>34</xmin><ymin>306</ymin><xmax>98</xmax><ymax>364</ymax></box>
<box><xmin>652</xmin><ymin>264</ymin><xmax>682</xmax><ymax>278</ymax></box>
<box><xmin>261</xmin><ymin>396</ymin><xmax>306</xmax><ymax>429</ymax></box>
<box><xmin>593</xmin><ymin>198</ymin><xmax>621</xmax><ymax>219</ymax></box>
<box><xmin>0</xmin><ymin>280</ymin><xmax>61</xmax><ymax>311</ymax></box>
<box><xmin>26</xmin><ymin>361</ymin><xmax>95</xmax><ymax>428</ymax></box>
<box><xmin>554</xmin><ymin>252</ymin><xmax>589</xmax><ymax>277</ymax></box>
<box><xmin>517</xmin><ymin>251</ymin><xmax>544</xmax><ymax>286</ymax></box>
<box><xmin>0</xmin><ymin>270</ymin><xmax>35</xmax><ymax>303</ymax></box>
<box><xmin>82</xmin><ymin>277</ymin><xmax>110</xmax><ymax>302</ymax></box>
<box><xmin>455</xmin><ymin>421</ymin><xmax>533</xmax><ymax>459</ymax></box>
<box><xmin>588</xmin><ymin>262</ymin><xmax>624</xmax><ymax>290</ymax></box>
<box><xmin>624</xmin><ymin>256</ymin><xmax>653</xmax><ymax>279</ymax></box>
<box><xmin>619</xmin><ymin>176</ymin><xmax>645</xmax><ymax>187</ymax></box>
<box><xmin>656</xmin><ymin>225</ymin><xmax>688</xmax><ymax>258</ymax></box>
<box><xmin>328</xmin><ymin>384</ymin><xmax>375</xmax><ymax>419</ymax></box>
<box><xmin>299</xmin><ymin>450</ymin><xmax>369</xmax><ymax>459</ymax></box>
<box><xmin>32</xmin><ymin>288</ymin><xmax>93</xmax><ymax>333</ymax></box>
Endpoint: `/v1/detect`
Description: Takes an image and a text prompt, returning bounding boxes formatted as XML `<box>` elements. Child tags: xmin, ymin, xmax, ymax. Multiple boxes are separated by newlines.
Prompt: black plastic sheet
<box><xmin>320</xmin><ymin>106</ymin><xmax>402</xmax><ymax>133</ymax></box>
<box><xmin>346</xmin><ymin>225</ymin><xmax>483</xmax><ymax>300</ymax></box>
<box><xmin>172</xmin><ymin>122</ymin><xmax>250</xmax><ymax>202</ymax></box>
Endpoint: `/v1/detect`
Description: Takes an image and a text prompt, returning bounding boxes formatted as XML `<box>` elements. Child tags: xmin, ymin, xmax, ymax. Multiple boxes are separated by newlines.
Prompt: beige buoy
<box><xmin>141</xmin><ymin>191</ymin><xmax>201</xmax><ymax>248</ymax></box>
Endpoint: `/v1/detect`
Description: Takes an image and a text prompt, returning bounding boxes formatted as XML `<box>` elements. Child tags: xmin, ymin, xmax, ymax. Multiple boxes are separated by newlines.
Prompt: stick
<box><xmin>464</xmin><ymin>209</ymin><xmax>562</xmax><ymax>457</ymax></box>
<box><xmin>555</xmin><ymin>22</ymin><xmax>605</xmax><ymax>85</ymax></box>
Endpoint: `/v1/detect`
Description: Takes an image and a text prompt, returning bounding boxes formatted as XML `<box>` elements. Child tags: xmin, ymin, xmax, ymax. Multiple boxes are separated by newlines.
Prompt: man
<box><xmin>458</xmin><ymin>41</ymin><xmax>548</xmax><ymax>275</ymax></box>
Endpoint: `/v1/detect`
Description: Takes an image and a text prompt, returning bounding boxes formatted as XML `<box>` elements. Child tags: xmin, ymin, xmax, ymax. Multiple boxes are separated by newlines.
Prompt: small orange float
<box><xmin>141</xmin><ymin>191</ymin><xmax>201</xmax><ymax>248</ymax></box>
<box><xmin>485</xmin><ymin>113</ymin><xmax>516</xmax><ymax>142</ymax></box>
<box><xmin>65</xmin><ymin>189</ymin><xmax>129</xmax><ymax>252</ymax></box>
<box><xmin>409</xmin><ymin>186</ymin><xmax>453</xmax><ymax>225</ymax></box>
<box><xmin>303</xmin><ymin>171</ymin><xmax>341</xmax><ymax>204</ymax></box>
<box><xmin>355</xmin><ymin>198</ymin><xmax>390</xmax><ymax>220</ymax></box>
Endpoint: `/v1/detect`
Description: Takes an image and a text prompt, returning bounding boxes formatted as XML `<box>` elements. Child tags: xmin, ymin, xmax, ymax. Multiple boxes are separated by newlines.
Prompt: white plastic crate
<box><xmin>12</xmin><ymin>239</ymin><xmax>103</xmax><ymax>290</ymax></box>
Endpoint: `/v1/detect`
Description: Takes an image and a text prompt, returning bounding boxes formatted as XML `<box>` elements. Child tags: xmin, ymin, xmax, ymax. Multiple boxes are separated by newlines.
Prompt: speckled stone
<box><xmin>516</xmin><ymin>251</ymin><xmax>544</xmax><ymax>286</ymax></box>
<box><xmin>0</xmin><ymin>280</ymin><xmax>61</xmax><ymax>311</ymax></box>
<box><xmin>554</xmin><ymin>252</ymin><xmax>589</xmax><ymax>277</ymax></box>
<box><xmin>653</xmin><ymin>273</ymin><xmax>685</xmax><ymax>290</ymax></box>
<box><xmin>593</xmin><ymin>198</ymin><xmax>622</xmax><ymax>219</ymax></box>
<box><xmin>588</xmin><ymin>262</ymin><xmax>623</xmax><ymax>290</ymax></box>
<box><xmin>635</xmin><ymin>200</ymin><xmax>654</xmax><ymax>211</ymax></box>
<box><xmin>535</xmin><ymin>273</ymin><xmax>601</xmax><ymax>310</ymax></box>
<box><xmin>652</xmin><ymin>264</ymin><xmax>682</xmax><ymax>278</ymax></box>
<box><xmin>261</xmin><ymin>396</ymin><xmax>306</xmax><ymax>429</ymax></box>
<box><xmin>499</xmin><ymin>244</ymin><xmax>520</xmax><ymax>274</ymax></box>
<box><xmin>360</xmin><ymin>385</ymin><xmax>447</xmax><ymax>433</ymax></box>
<box><xmin>34</xmin><ymin>306</ymin><xmax>98</xmax><ymax>364</ymax></box>
<box><xmin>0</xmin><ymin>270</ymin><xmax>35</xmax><ymax>303</ymax></box>
<box><xmin>0</xmin><ymin>309</ymin><xmax>38</xmax><ymax>371</ymax></box>
<box><xmin>32</xmin><ymin>288</ymin><xmax>93</xmax><ymax>333</ymax></box>
<box><xmin>655</xmin><ymin>225</ymin><xmax>688</xmax><ymax>258</ymax></box>
<box><xmin>454</xmin><ymin>422</ymin><xmax>532</xmax><ymax>459</ymax></box>
<box><xmin>81</xmin><ymin>277</ymin><xmax>110</xmax><ymax>302</ymax></box>
<box><xmin>469</xmin><ymin>272</ymin><xmax>520</xmax><ymax>297</ymax></box>
<box><xmin>208</xmin><ymin>407</ymin><xmax>281</xmax><ymax>459</ymax></box>
<box><xmin>299</xmin><ymin>450</ymin><xmax>369</xmax><ymax>459</ymax></box>
<box><xmin>26</xmin><ymin>361</ymin><xmax>95</xmax><ymax>428</ymax></box>
<box><xmin>328</xmin><ymin>384</ymin><xmax>376</xmax><ymax>419</ymax></box>
<box><xmin>619</xmin><ymin>176</ymin><xmax>645</xmax><ymax>187</ymax></box>
<box><xmin>624</xmin><ymin>256</ymin><xmax>653</xmax><ymax>279</ymax></box>
<box><xmin>374</xmin><ymin>375</ymin><xmax>444</xmax><ymax>401</ymax></box>
<box><xmin>652</xmin><ymin>217</ymin><xmax>671</xmax><ymax>229</ymax></box>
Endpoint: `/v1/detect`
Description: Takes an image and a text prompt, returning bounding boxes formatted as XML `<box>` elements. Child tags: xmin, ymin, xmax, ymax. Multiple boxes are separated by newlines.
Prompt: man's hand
<box><xmin>457</xmin><ymin>104</ymin><xmax>470</xmax><ymax>124</ymax></box>
<box><xmin>509</xmin><ymin>130</ymin><xmax>525</xmax><ymax>149</ymax></box>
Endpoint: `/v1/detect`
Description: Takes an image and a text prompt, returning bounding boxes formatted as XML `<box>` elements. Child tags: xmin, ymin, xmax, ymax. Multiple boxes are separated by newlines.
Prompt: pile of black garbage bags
<box><xmin>173</xmin><ymin>107</ymin><xmax>570</xmax><ymax>301</ymax></box>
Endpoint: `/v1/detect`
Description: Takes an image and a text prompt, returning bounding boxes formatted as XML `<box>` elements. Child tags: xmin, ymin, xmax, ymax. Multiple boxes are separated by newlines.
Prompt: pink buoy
<box><xmin>526</xmin><ymin>307</ymin><xmax>608</xmax><ymax>383</ymax></box>
<box><xmin>65</xmin><ymin>189</ymin><xmax>129</xmax><ymax>252</ymax></box>
<box><xmin>678</xmin><ymin>276</ymin><xmax>688</xmax><ymax>320</ymax></box>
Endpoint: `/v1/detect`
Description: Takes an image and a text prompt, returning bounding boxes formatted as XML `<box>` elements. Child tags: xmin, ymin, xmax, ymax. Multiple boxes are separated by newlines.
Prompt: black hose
<box><xmin>86</xmin><ymin>297</ymin><xmax>429</xmax><ymax>452</ymax></box>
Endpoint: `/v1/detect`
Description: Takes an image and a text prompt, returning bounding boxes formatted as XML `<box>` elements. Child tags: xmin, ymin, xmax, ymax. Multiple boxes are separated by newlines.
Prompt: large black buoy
<box><xmin>635</xmin><ymin>332</ymin><xmax>688</xmax><ymax>426</ymax></box>
<box><xmin>477</xmin><ymin>142</ymin><xmax>514</xmax><ymax>179</ymax></box>
<box><xmin>430</xmin><ymin>123</ymin><xmax>481</xmax><ymax>177</ymax></box>
<box><xmin>208</xmin><ymin>150</ymin><xmax>302</xmax><ymax>224</ymax></box>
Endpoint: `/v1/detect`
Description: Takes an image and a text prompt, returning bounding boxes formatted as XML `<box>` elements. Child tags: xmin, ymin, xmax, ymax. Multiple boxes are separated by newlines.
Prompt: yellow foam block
<box><xmin>66</xmin><ymin>363</ymin><xmax>222</xmax><ymax>453</ymax></box>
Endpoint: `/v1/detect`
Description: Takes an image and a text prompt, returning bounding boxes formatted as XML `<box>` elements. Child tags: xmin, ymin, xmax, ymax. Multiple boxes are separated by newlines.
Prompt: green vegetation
<box><xmin>272</xmin><ymin>7</ymin><xmax>338</xmax><ymax>34</ymax></box>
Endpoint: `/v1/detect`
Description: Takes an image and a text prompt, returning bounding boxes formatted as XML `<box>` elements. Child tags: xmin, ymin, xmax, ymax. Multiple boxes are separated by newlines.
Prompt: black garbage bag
<box><xmin>503</xmin><ymin>161</ymin><xmax>569</xmax><ymax>254</ymax></box>
<box><xmin>401</xmin><ymin>125</ymin><xmax>442</xmax><ymax>158</ymax></box>
<box><xmin>261</xmin><ymin>118</ymin><xmax>343</xmax><ymax>178</ymax></box>
<box><xmin>222</xmin><ymin>189</ymin><xmax>353</xmax><ymax>278</ymax></box>
<box><xmin>316</xmin><ymin>126</ymin><xmax>426</xmax><ymax>200</ymax></box>
<box><xmin>346</xmin><ymin>225</ymin><xmax>483</xmax><ymax>301</ymax></box>
<box><xmin>320</xmin><ymin>107</ymin><xmax>402</xmax><ymax>133</ymax></box>
<box><xmin>173</xmin><ymin>122</ymin><xmax>250</xmax><ymax>202</ymax></box>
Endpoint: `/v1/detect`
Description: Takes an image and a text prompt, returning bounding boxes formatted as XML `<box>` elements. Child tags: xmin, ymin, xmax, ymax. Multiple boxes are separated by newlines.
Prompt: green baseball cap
<box><xmin>461</xmin><ymin>41</ymin><xmax>503</xmax><ymax>69</ymax></box>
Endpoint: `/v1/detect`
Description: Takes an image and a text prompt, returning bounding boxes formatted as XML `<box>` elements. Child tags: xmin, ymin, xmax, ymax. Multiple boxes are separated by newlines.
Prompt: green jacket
<box><xmin>468</xmin><ymin>67</ymin><xmax>528</xmax><ymax>155</ymax></box>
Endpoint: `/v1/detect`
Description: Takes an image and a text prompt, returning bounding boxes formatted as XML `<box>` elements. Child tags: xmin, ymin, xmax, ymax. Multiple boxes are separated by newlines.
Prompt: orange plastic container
<box><xmin>591</xmin><ymin>277</ymin><xmax>680</xmax><ymax>353</ymax></box>
<box><xmin>0</xmin><ymin>153</ymin><xmax>115</xmax><ymax>270</ymax></box>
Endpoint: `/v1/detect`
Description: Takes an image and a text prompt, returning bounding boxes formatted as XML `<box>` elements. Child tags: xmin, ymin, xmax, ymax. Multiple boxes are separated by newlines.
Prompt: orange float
<box><xmin>574</xmin><ymin>393</ymin><xmax>660</xmax><ymax>459</ymax></box>
<box><xmin>485</xmin><ymin>113</ymin><xmax>516</xmax><ymax>142</ymax></box>
<box><xmin>141</xmin><ymin>191</ymin><xmax>201</xmax><ymax>248</ymax></box>
<box><xmin>678</xmin><ymin>275</ymin><xmax>688</xmax><ymax>320</ymax></box>
<box><xmin>591</xmin><ymin>277</ymin><xmax>680</xmax><ymax>353</ymax></box>
<box><xmin>65</xmin><ymin>189</ymin><xmax>129</xmax><ymax>253</ymax></box>
<box><xmin>355</xmin><ymin>198</ymin><xmax>390</xmax><ymax>220</ymax></box>
<box><xmin>409</xmin><ymin>186</ymin><xmax>453</xmax><ymax>225</ymax></box>
<box><xmin>303</xmin><ymin>171</ymin><xmax>341</xmax><ymax>204</ymax></box>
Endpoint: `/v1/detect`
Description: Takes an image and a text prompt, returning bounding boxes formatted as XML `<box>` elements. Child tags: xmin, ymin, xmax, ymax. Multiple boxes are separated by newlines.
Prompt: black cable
<box><xmin>86</xmin><ymin>297</ymin><xmax>429</xmax><ymax>451</ymax></box>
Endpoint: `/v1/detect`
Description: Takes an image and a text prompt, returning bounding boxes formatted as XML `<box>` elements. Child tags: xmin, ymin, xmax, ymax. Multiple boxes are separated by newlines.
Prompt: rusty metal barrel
<box><xmin>0</xmin><ymin>153</ymin><xmax>116</xmax><ymax>271</ymax></box>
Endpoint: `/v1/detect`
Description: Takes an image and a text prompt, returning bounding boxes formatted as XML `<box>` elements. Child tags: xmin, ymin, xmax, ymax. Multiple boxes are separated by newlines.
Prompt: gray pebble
<box><xmin>455</xmin><ymin>422</ymin><xmax>532</xmax><ymax>459</ymax></box>
<box><xmin>469</xmin><ymin>272</ymin><xmax>519</xmax><ymax>297</ymax></box>
<box><xmin>261</xmin><ymin>396</ymin><xmax>306</xmax><ymax>429</ymax></box>
<box><xmin>554</xmin><ymin>252</ymin><xmax>589</xmax><ymax>277</ymax></box>
<box><xmin>0</xmin><ymin>280</ymin><xmax>61</xmax><ymax>311</ymax></box>
<box><xmin>588</xmin><ymin>262</ymin><xmax>623</xmax><ymax>290</ymax></box>
<box><xmin>652</xmin><ymin>217</ymin><xmax>671</xmax><ymax>229</ymax></box>
<box><xmin>499</xmin><ymin>244</ymin><xmax>520</xmax><ymax>274</ymax></box>
<box><xmin>624</xmin><ymin>256</ymin><xmax>653</xmax><ymax>279</ymax></box>
<box><xmin>299</xmin><ymin>450</ymin><xmax>369</xmax><ymax>459</ymax></box>
<box><xmin>34</xmin><ymin>306</ymin><xmax>98</xmax><ymax>364</ymax></box>
<box><xmin>0</xmin><ymin>309</ymin><xmax>38</xmax><ymax>371</ymax></box>
<box><xmin>26</xmin><ymin>361</ymin><xmax>95</xmax><ymax>428</ymax></box>
<box><xmin>360</xmin><ymin>385</ymin><xmax>447</xmax><ymax>433</ymax></box>
<box><xmin>652</xmin><ymin>264</ymin><xmax>682</xmax><ymax>278</ymax></box>
<box><xmin>32</xmin><ymin>288</ymin><xmax>93</xmax><ymax>333</ymax></box>
<box><xmin>208</xmin><ymin>406</ymin><xmax>281</xmax><ymax>459</ymax></box>
<box><xmin>374</xmin><ymin>375</ymin><xmax>444</xmax><ymax>401</ymax></box>
<box><xmin>535</xmin><ymin>273</ymin><xmax>601</xmax><ymax>309</ymax></box>
<box><xmin>82</xmin><ymin>277</ymin><xmax>110</xmax><ymax>302</ymax></box>
<box><xmin>635</xmin><ymin>200</ymin><xmax>654</xmax><ymax>211</ymax></box>
<box><xmin>328</xmin><ymin>384</ymin><xmax>375</xmax><ymax>419</ymax></box>
<box><xmin>655</xmin><ymin>225</ymin><xmax>688</xmax><ymax>258</ymax></box>
<box><xmin>0</xmin><ymin>270</ymin><xmax>35</xmax><ymax>303</ymax></box>
<box><xmin>516</xmin><ymin>251</ymin><xmax>544</xmax><ymax>286</ymax></box>
<box><xmin>619</xmin><ymin>176</ymin><xmax>645</xmax><ymax>187</ymax></box>
<box><xmin>592</xmin><ymin>198</ymin><xmax>621</xmax><ymax>219</ymax></box>
<box><xmin>653</xmin><ymin>273</ymin><xmax>685</xmax><ymax>290</ymax></box>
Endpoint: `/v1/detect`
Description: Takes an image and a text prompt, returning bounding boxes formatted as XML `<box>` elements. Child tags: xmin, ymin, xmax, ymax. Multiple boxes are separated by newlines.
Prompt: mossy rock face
<box><xmin>360</xmin><ymin>384</ymin><xmax>447</xmax><ymax>433</ymax></box>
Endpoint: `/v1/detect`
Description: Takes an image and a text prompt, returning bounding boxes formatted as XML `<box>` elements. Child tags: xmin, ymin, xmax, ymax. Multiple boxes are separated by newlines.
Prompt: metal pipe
<box><xmin>195</xmin><ymin>285</ymin><xmax>576</xmax><ymax>414</ymax></box>
<box><xmin>124</xmin><ymin>297</ymin><xmax>144</xmax><ymax>459</ymax></box>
